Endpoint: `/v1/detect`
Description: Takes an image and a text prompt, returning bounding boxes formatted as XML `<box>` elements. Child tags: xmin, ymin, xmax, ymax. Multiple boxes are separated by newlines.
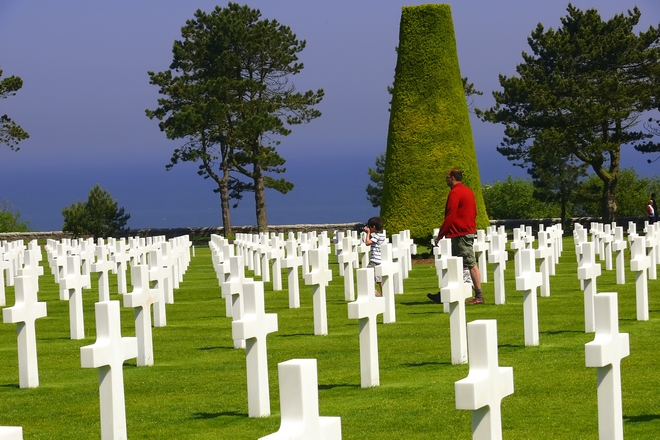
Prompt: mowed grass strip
<box><xmin>0</xmin><ymin>237</ymin><xmax>659</xmax><ymax>439</ymax></box>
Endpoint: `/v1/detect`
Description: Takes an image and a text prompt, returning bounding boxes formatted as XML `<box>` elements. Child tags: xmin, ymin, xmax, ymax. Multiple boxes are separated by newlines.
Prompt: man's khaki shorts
<box><xmin>451</xmin><ymin>234</ymin><xmax>476</xmax><ymax>268</ymax></box>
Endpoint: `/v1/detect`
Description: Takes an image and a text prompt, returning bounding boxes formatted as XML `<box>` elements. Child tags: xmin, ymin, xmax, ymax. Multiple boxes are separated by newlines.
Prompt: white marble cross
<box><xmin>123</xmin><ymin>264</ymin><xmax>162</xmax><ymax>366</ymax></box>
<box><xmin>602</xmin><ymin>224</ymin><xmax>614</xmax><ymax>271</ymax></box>
<box><xmin>232</xmin><ymin>280</ymin><xmax>278</xmax><ymax>418</ymax></box>
<box><xmin>645</xmin><ymin>226</ymin><xmax>658</xmax><ymax>280</ymax></box>
<box><xmin>148</xmin><ymin>248</ymin><xmax>169</xmax><ymax>328</ymax></box>
<box><xmin>629</xmin><ymin>236</ymin><xmax>650</xmax><ymax>321</ymax></box>
<box><xmin>0</xmin><ymin>427</ymin><xmax>23</xmax><ymax>439</ymax></box>
<box><xmin>612</xmin><ymin>226</ymin><xmax>627</xmax><ymax>285</ymax></box>
<box><xmin>375</xmin><ymin>242</ymin><xmax>399</xmax><ymax>324</ymax></box>
<box><xmin>2</xmin><ymin>270</ymin><xmax>48</xmax><ymax>388</ymax></box>
<box><xmin>303</xmin><ymin>249</ymin><xmax>333</xmax><ymax>336</ymax></box>
<box><xmin>585</xmin><ymin>292</ymin><xmax>629</xmax><ymax>440</ymax></box>
<box><xmin>348</xmin><ymin>268</ymin><xmax>385</xmax><ymax>388</ymax></box>
<box><xmin>577</xmin><ymin>242</ymin><xmax>601</xmax><ymax>333</ymax></box>
<box><xmin>434</xmin><ymin>238</ymin><xmax>453</xmax><ymax>314</ymax></box>
<box><xmin>473</xmin><ymin>230</ymin><xmax>489</xmax><ymax>283</ymax></box>
<box><xmin>222</xmin><ymin>255</ymin><xmax>249</xmax><ymax>348</ymax></box>
<box><xmin>455</xmin><ymin>319</ymin><xmax>514</xmax><ymax>440</ymax></box>
<box><xmin>488</xmin><ymin>232</ymin><xmax>508</xmax><ymax>304</ymax></box>
<box><xmin>515</xmin><ymin>249</ymin><xmax>542</xmax><ymax>346</ymax></box>
<box><xmin>440</xmin><ymin>257</ymin><xmax>472</xmax><ymax>364</ymax></box>
<box><xmin>267</xmin><ymin>236</ymin><xmax>284</xmax><ymax>291</ymax></box>
<box><xmin>338</xmin><ymin>235</ymin><xmax>358</xmax><ymax>301</ymax></box>
<box><xmin>535</xmin><ymin>230</ymin><xmax>553</xmax><ymax>297</ymax></box>
<box><xmin>80</xmin><ymin>300</ymin><xmax>138</xmax><ymax>440</ymax></box>
<box><xmin>281</xmin><ymin>239</ymin><xmax>303</xmax><ymax>309</ymax></box>
<box><xmin>260</xmin><ymin>359</ymin><xmax>341</xmax><ymax>440</ymax></box>
<box><xmin>59</xmin><ymin>254</ymin><xmax>87</xmax><ymax>340</ymax></box>
<box><xmin>112</xmin><ymin>238</ymin><xmax>130</xmax><ymax>294</ymax></box>
<box><xmin>91</xmin><ymin>243</ymin><xmax>115</xmax><ymax>302</ymax></box>
<box><xmin>510</xmin><ymin>227</ymin><xmax>526</xmax><ymax>277</ymax></box>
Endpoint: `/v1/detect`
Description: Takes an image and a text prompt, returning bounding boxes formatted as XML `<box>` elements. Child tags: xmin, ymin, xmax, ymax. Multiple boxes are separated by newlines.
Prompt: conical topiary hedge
<box><xmin>380</xmin><ymin>4</ymin><xmax>489</xmax><ymax>240</ymax></box>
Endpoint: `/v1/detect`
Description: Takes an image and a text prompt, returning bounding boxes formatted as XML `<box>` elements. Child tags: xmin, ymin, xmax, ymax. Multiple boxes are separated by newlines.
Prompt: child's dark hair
<box><xmin>367</xmin><ymin>216</ymin><xmax>383</xmax><ymax>231</ymax></box>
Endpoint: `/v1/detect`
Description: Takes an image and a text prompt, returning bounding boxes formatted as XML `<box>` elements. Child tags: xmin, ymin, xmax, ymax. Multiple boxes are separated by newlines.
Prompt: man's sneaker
<box><xmin>427</xmin><ymin>292</ymin><xmax>442</xmax><ymax>304</ymax></box>
<box><xmin>466</xmin><ymin>297</ymin><xmax>484</xmax><ymax>305</ymax></box>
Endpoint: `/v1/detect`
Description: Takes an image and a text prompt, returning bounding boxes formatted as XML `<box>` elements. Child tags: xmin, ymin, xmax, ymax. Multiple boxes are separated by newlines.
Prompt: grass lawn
<box><xmin>1</xmin><ymin>236</ymin><xmax>659</xmax><ymax>439</ymax></box>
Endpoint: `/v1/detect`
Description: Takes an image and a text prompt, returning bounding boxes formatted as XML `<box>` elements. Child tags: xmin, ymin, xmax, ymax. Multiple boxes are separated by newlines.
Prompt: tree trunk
<box><xmin>253</xmin><ymin>161</ymin><xmax>268</xmax><ymax>232</ymax></box>
<box><xmin>219</xmin><ymin>180</ymin><xmax>232</xmax><ymax>237</ymax></box>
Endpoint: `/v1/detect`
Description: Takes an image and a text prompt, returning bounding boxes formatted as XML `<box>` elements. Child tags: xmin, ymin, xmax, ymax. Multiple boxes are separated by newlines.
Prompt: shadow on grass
<box><xmin>623</xmin><ymin>414</ymin><xmax>660</xmax><ymax>423</ymax></box>
<box><xmin>540</xmin><ymin>330</ymin><xmax>584</xmax><ymax>336</ymax></box>
<box><xmin>402</xmin><ymin>361</ymin><xmax>452</xmax><ymax>367</ymax></box>
<box><xmin>192</xmin><ymin>411</ymin><xmax>245</xmax><ymax>419</ymax></box>
<box><xmin>197</xmin><ymin>345</ymin><xmax>234</xmax><ymax>351</ymax></box>
<box><xmin>318</xmin><ymin>383</ymin><xmax>360</xmax><ymax>390</ymax></box>
<box><xmin>278</xmin><ymin>333</ymin><xmax>314</xmax><ymax>338</ymax></box>
<box><xmin>0</xmin><ymin>383</ymin><xmax>19</xmax><ymax>389</ymax></box>
<box><xmin>400</xmin><ymin>301</ymin><xmax>438</xmax><ymax>306</ymax></box>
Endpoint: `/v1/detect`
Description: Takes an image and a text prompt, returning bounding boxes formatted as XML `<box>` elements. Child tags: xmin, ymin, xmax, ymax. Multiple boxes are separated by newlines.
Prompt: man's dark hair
<box><xmin>367</xmin><ymin>216</ymin><xmax>383</xmax><ymax>231</ymax></box>
<box><xmin>448</xmin><ymin>169</ymin><xmax>463</xmax><ymax>181</ymax></box>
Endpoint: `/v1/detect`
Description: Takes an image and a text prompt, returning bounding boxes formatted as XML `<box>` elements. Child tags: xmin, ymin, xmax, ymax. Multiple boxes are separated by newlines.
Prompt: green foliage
<box><xmin>366</xmin><ymin>151</ymin><xmax>386</xmax><ymax>207</ymax></box>
<box><xmin>2</xmin><ymin>242</ymin><xmax>660</xmax><ymax>438</ymax></box>
<box><xmin>61</xmin><ymin>184</ymin><xmax>130</xmax><ymax>239</ymax></box>
<box><xmin>478</xmin><ymin>5</ymin><xmax>660</xmax><ymax>221</ymax></box>
<box><xmin>147</xmin><ymin>3</ymin><xmax>323</xmax><ymax>232</ymax></box>
<box><xmin>482</xmin><ymin>176</ymin><xmax>560</xmax><ymax>220</ymax></box>
<box><xmin>0</xmin><ymin>69</ymin><xmax>29</xmax><ymax>150</ymax></box>
<box><xmin>381</xmin><ymin>4</ymin><xmax>488</xmax><ymax>240</ymax></box>
<box><xmin>574</xmin><ymin>168</ymin><xmax>660</xmax><ymax>217</ymax></box>
<box><xmin>0</xmin><ymin>199</ymin><xmax>31</xmax><ymax>232</ymax></box>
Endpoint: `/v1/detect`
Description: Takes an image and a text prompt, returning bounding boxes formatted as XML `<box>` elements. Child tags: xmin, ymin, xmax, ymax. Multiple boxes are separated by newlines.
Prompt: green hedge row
<box><xmin>381</xmin><ymin>4</ymin><xmax>489</xmax><ymax>240</ymax></box>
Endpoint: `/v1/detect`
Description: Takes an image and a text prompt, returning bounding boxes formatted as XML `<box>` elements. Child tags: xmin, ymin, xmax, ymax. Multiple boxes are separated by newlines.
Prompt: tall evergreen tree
<box><xmin>381</xmin><ymin>4</ymin><xmax>488</xmax><ymax>240</ymax></box>
<box><xmin>0</xmin><ymin>69</ymin><xmax>29</xmax><ymax>150</ymax></box>
<box><xmin>147</xmin><ymin>3</ymin><xmax>323</xmax><ymax>233</ymax></box>
<box><xmin>479</xmin><ymin>5</ymin><xmax>660</xmax><ymax>222</ymax></box>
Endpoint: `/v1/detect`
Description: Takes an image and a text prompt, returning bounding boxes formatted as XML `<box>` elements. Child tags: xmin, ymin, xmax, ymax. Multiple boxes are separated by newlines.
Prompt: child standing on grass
<box><xmin>363</xmin><ymin>216</ymin><xmax>386</xmax><ymax>296</ymax></box>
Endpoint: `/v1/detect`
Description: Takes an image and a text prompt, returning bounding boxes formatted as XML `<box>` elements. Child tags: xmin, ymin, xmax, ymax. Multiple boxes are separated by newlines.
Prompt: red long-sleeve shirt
<box><xmin>437</xmin><ymin>182</ymin><xmax>477</xmax><ymax>239</ymax></box>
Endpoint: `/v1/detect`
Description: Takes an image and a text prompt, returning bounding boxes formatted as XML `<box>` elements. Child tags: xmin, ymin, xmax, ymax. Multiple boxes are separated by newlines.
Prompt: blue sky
<box><xmin>1</xmin><ymin>0</ymin><xmax>659</xmax><ymax>231</ymax></box>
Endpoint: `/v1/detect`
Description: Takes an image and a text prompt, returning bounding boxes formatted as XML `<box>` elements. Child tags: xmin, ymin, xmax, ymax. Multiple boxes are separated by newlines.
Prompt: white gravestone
<box><xmin>535</xmin><ymin>231</ymin><xmax>553</xmax><ymax>297</ymax></box>
<box><xmin>440</xmin><ymin>257</ymin><xmax>472</xmax><ymax>365</ymax></box>
<box><xmin>585</xmin><ymin>292</ymin><xmax>629</xmax><ymax>440</ymax></box>
<box><xmin>612</xmin><ymin>226</ymin><xmax>627</xmax><ymax>285</ymax></box>
<box><xmin>509</xmin><ymin>228</ymin><xmax>525</xmax><ymax>278</ymax></box>
<box><xmin>644</xmin><ymin>228</ymin><xmax>657</xmax><ymax>280</ymax></box>
<box><xmin>337</xmin><ymin>235</ymin><xmax>358</xmax><ymax>301</ymax></box>
<box><xmin>91</xmin><ymin>243</ymin><xmax>115</xmax><ymax>302</ymax></box>
<box><xmin>515</xmin><ymin>249</ymin><xmax>542</xmax><ymax>346</ymax></box>
<box><xmin>347</xmin><ymin>268</ymin><xmax>385</xmax><ymax>388</ymax></box>
<box><xmin>375</xmin><ymin>242</ymin><xmax>399</xmax><ymax>324</ymax></box>
<box><xmin>222</xmin><ymin>256</ymin><xmax>249</xmax><ymax>349</ymax></box>
<box><xmin>267</xmin><ymin>236</ymin><xmax>284</xmax><ymax>291</ymax></box>
<box><xmin>59</xmin><ymin>254</ymin><xmax>87</xmax><ymax>340</ymax></box>
<box><xmin>434</xmin><ymin>238</ymin><xmax>452</xmax><ymax>314</ymax></box>
<box><xmin>2</xmin><ymin>271</ymin><xmax>47</xmax><ymax>388</ymax></box>
<box><xmin>629</xmin><ymin>236</ymin><xmax>650</xmax><ymax>321</ymax></box>
<box><xmin>281</xmin><ymin>239</ymin><xmax>303</xmax><ymax>309</ymax></box>
<box><xmin>0</xmin><ymin>427</ymin><xmax>23</xmax><ymax>439</ymax></box>
<box><xmin>260</xmin><ymin>359</ymin><xmax>342</xmax><ymax>440</ymax></box>
<box><xmin>602</xmin><ymin>224</ymin><xmax>613</xmax><ymax>271</ymax></box>
<box><xmin>488</xmin><ymin>233</ymin><xmax>507</xmax><ymax>305</ymax></box>
<box><xmin>112</xmin><ymin>239</ymin><xmax>130</xmax><ymax>295</ymax></box>
<box><xmin>80</xmin><ymin>301</ymin><xmax>138</xmax><ymax>440</ymax></box>
<box><xmin>148</xmin><ymin>248</ymin><xmax>169</xmax><ymax>328</ymax></box>
<box><xmin>303</xmin><ymin>249</ymin><xmax>333</xmax><ymax>336</ymax></box>
<box><xmin>123</xmin><ymin>264</ymin><xmax>162</xmax><ymax>366</ymax></box>
<box><xmin>232</xmin><ymin>280</ymin><xmax>278</xmax><ymax>418</ymax></box>
<box><xmin>577</xmin><ymin>242</ymin><xmax>601</xmax><ymax>333</ymax></box>
<box><xmin>455</xmin><ymin>320</ymin><xmax>514</xmax><ymax>440</ymax></box>
<box><xmin>473</xmin><ymin>229</ymin><xmax>489</xmax><ymax>283</ymax></box>
<box><xmin>299</xmin><ymin>233</ymin><xmax>312</xmax><ymax>276</ymax></box>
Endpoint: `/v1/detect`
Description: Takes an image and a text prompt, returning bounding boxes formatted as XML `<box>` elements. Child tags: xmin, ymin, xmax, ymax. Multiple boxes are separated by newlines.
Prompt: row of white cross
<box><xmin>0</xmin><ymin>235</ymin><xmax>192</xmax><ymax>440</ymax></box>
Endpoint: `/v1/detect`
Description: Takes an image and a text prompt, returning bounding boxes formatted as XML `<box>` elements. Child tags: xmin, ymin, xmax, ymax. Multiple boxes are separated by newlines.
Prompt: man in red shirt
<box><xmin>428</xmin><ymin>169</ymin><xmax>484</xmax><ymax>305</ymax></box>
